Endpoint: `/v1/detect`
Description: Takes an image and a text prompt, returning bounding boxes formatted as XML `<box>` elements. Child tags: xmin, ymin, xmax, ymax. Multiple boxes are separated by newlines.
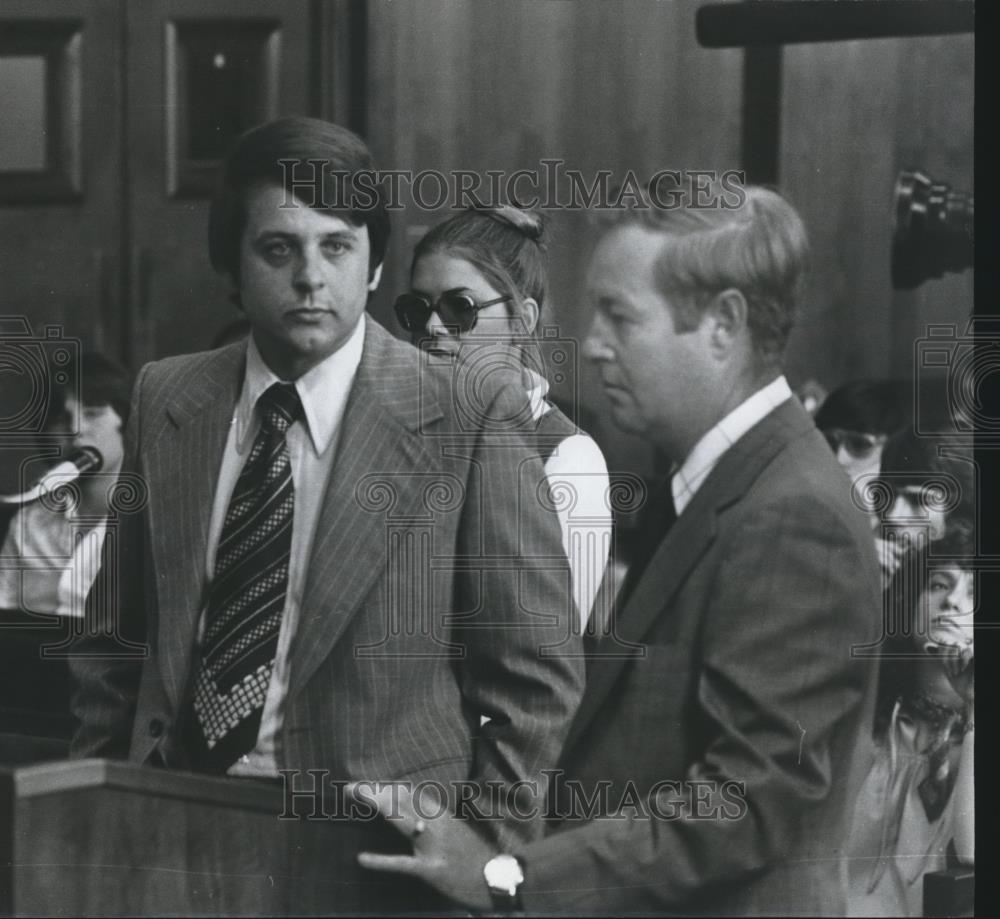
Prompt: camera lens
<box><xmin>891</xmin><ymin>170</ymin><xmax>974</xmax><ymax>290</ymax></box>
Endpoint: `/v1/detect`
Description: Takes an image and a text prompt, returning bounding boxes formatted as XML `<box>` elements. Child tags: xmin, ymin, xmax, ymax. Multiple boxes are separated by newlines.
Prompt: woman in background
<box><xmin>394</xmin><ymin>206</ymin><xmax>611</xmax><ymax>628</ymax></box>
<box><xmin>845</xmin><ymin>523</ymin><xmax>974</xmax><ymax>916</ymax></box>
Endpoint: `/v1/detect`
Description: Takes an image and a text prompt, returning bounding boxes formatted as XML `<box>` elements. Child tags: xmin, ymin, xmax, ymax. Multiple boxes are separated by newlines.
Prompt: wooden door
<box><xmin>0</xmin><ymin>0</ymin><xmax>124</xmax><ymax>353</ymax></box>
<box><xmin>0</xmin><ymin>0</ymin><xmax>124</xmax><ymax>490</ymax></box>
<box><xmin>124</xmin><ymin>0</ymin><xmax>312</xmax><ymax>363</ymax></box>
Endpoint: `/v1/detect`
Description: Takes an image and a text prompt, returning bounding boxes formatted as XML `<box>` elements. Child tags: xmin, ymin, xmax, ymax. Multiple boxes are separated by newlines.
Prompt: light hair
<box><xmin>413</xmin><ymin>205</ymin><xmax>548</xmax><ymax>311</ymax></box>
<box><xmin>597</xmin><ymin>183</ymin><xmax>810</xmax><ymax>367</ymax></box>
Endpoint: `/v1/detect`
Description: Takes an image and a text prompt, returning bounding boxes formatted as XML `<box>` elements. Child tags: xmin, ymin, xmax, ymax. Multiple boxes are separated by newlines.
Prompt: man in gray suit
<box><xmin>357</xmin><ymin>183</ymin><xmax>882</xmax><ymax>915</ymax></box>
<box><xmin>69</xmin><ymin>118</ymin><xmax>583</xmax><ymax>830</ymax></box>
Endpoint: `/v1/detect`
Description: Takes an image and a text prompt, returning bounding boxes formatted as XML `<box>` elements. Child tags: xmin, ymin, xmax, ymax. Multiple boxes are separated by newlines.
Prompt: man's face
<box><xmin>582</xmin><ymin>224</ymin><xmax>712</xmax><ymax>454</ymax></box>
<box><xmin>237</xmin><ymin>182</ymin><xmax>382</xmax><ymax>379</ymax></box>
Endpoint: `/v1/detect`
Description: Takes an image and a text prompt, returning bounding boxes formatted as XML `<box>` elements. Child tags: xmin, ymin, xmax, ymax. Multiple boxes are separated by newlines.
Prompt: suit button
<box><xmin>149</xmin><ymin>718</ymin><xmax>165</xmax><ymax>737</ymax></box>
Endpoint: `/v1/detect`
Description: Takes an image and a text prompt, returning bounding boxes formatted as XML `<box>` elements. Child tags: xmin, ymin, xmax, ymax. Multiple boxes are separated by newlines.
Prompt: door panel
<box><xmin>125</xmin><ymin>0</ymin><xmax>312</xmax><ymax>362</ymax></box>
<box><xmin>0</xmin><ymin>0</ymin><xmax>123</xmax><ymax>355</ymax></box>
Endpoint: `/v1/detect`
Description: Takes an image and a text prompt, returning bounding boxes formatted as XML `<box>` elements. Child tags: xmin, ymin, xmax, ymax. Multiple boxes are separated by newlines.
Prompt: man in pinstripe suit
<box><xmin>68</xmin><ymin>118</ymin><xmax>583</xmax><ymax>838</ymax></box>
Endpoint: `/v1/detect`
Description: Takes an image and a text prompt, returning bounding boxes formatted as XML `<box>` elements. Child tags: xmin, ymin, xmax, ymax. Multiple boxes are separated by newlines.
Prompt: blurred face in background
<box><xmin>884</xmin><ymin>485</ymin><xmax>949</xmax><ymax>544</ymax></box>
<box><xmin>919</xmin><ymin>565</ymin><xmax>974</xmax><ymax>650</ymax></box>
<box><xmin>823</xmin><ymin>428</ymin><xmax>887</xmax><ymax>484</ymax></box>
<box><xmin>45</xmin><ymin>394</ymin><xmax>125</xmax><ymax>475</ymax></box>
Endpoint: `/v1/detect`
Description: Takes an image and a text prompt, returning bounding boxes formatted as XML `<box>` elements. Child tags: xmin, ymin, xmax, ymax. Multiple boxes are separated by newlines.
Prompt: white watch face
<box><xmin>484</xmin><ymin>854</ymin><xmax>524</xmax><ymax>896</ymax></box>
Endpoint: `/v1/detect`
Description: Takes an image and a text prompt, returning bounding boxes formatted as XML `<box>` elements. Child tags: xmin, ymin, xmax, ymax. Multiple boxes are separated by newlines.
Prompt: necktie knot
<box><xmin>259</xmin><ymin>382</ymin><xmax>302</xmax><ymax>435</ymax></box>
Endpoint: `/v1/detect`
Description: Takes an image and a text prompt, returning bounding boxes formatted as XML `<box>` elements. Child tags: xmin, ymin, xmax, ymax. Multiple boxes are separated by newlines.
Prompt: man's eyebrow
<box><xmin>253</xmin><ymin>226</ymin><xmax>361</xmax><ymax>240</ymax></box>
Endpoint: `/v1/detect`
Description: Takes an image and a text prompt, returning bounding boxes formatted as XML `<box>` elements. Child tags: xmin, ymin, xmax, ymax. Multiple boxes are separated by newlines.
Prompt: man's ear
<box><xmin>368</xmin><ymin>262</ymin><xmax>384</xmax><ymax>292</ymax></box>
<box><xmin>706</xmin><ymin>288</ymin><xmax>748</xmax><ymax>354</ymax></box>
<box><xmin>515</xmin><ymin>297</ymin><xmax>540</xmax><ymax>335</ymax></box>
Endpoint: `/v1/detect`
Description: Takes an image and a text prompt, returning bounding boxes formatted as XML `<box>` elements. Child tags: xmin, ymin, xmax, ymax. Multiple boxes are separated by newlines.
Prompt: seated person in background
<box><xmin>395</xmin><ymin>205</ymin><xmax>611</xmax><ymax>627</ymax></box>
<box><xmin>874</xmin><ymin>428</ymin><xmax>975</xmax><ymax>585</ymax></box>
<box><xmin>0</xmin><ymin>352</ymin><xmax>131</xmax><ymax>617</ymax></box>
<box><xmin>845</xmin><ymin>522</ymin><xmax>974</xmax><ymax>916</ymax></box>
<box><xmin>815</xmin><ymin>378</ymin><xmax>910</xmax><ymax>505</ymax></box>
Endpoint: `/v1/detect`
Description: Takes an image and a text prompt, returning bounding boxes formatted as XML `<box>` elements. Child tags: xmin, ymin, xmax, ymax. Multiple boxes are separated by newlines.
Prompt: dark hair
<box><xmin>594</xmin><ymin>182</ymin><xmax>809</xmax><ymax>369</ymax></box>
<box><xmin>412</xmin><ymin>205</ymin><xmax>548</xmax><ymax>310</ymax></box>
<box><xmin>875</xmin><ymin>520</ymin><xmax>975</xmax><ymax>733</ymax></box>
<box><xmin>814</xmin><ymin>379</ymin><xmax>911</xmax><ymax>437</ymax></box>
<box><xmin>46</xmin><ymin>351</ymin><xmax>133</xmax><ymax>427</ymax></box>
<box><xmin>208</xmin><ymin>116</ymin><xmax>390</xmax><ymax>285</ymax></box>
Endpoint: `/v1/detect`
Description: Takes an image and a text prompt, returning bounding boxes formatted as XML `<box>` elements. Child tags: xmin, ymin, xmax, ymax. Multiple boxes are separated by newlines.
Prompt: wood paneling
<box><xmin>779</xmin><ymin>33</ymin><xmax>974</xmax><ymax>389</ymax></box>
<box><xmin>364</xmin><ymin>0</ymin><xmax>744</xmax><ymax>478</ymax></box>
<box><xmin>361</xmin><ymin>1</ymin><xmax>973</xmax><ymax>475</ymax></box>
<box><xmin>125</xmin><ymin>0</ymin><xmax>312</xmax><ymax>365</ymax></box>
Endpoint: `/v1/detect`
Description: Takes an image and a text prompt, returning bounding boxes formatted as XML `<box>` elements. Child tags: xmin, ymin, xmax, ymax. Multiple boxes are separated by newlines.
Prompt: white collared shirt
<box><xmin>523</xmin><ymin>367</ymin><xmax>612</xmax><ymax>627</ymax></box>
<box><xmin>203</xmin><ymin>315</ymin><xmax>366</xmax><ymax>777</ymax></box>
<box><xmin>671</xmin><ymin>375</ymin><xmax>793</xmax><ymax>516</ymax></box>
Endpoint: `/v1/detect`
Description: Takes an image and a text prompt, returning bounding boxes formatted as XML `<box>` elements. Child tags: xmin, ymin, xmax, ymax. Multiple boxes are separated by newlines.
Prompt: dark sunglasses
<box><xmin>822</xmin><ymin>427</ymin><xmax>887</xmax><ymax>460</ymax></box>
<box><xmin>393</xmin><ymin>292</ymin><xmax>512</xmax><ymax>333</ymax></box>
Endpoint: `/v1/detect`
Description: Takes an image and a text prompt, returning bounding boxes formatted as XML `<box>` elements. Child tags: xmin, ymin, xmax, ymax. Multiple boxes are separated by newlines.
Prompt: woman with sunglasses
<box><xmin>394</xmin><ymin>206</ymin><xmax>611</xmax><ymax>629</ymax></box>
<box><xmin>844</xmin><ymin>522</ymin><xmax>974</xmax><ymax>916</ymax></box>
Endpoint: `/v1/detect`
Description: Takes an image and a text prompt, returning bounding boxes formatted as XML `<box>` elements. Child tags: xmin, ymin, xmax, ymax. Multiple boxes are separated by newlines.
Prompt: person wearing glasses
<box><xmin>815</xmin><ymin>379</ymin><xmax>910</xmax><ymax>493</ymax></box>
<box><xmin>873</xmin><ymin>428</ymin><xmax>975</xmax><ymax>590</ymax></box>
<box><xmin>815</xmin><ymin>380</ymin><xmax>911</xmax><ymax>582</ymax></box>
<box><xmin>394</xmin><ymin>206</ymin><xmax>611</xmax><ymax>629</ymax></box>
<box><xmin>845</xmin><ymin>522</ymin><xmax>974</xmax><ymax>915</ymax></box>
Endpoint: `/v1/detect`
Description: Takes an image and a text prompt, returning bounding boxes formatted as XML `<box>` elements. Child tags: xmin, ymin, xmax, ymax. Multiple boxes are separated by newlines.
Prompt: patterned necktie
<box><xmin>185</xmin><ymin>381</ymin><xmax>302</xmax><ymax>773</ymax></box>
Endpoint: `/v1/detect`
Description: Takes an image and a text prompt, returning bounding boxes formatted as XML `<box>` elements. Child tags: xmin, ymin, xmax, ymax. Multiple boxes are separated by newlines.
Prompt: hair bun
<box><xmin>477</xmin><ymin>204</ymin><xmax>545</xmax><ymax>243</ymax></box>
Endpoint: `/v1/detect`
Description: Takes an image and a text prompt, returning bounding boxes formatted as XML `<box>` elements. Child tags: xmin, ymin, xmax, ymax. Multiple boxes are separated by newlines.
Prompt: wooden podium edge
<box><xmin>11</xmin><ymin>758</ymin><xmax>287</xmax><ymax>812</ymax></box>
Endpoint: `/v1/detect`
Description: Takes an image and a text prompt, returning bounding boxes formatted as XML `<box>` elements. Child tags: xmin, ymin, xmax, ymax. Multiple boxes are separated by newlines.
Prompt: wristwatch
<box><xmin>483</xmin><ymin>853</ymin><xmax>525</xmax><ymax>913</ymax></box>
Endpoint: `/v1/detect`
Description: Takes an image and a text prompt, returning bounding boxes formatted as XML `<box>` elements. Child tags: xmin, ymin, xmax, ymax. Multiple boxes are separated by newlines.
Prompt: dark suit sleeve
<box><xmin>520</xmin><ymin>493</ymin><xmax>880</xmax><ymax>912</ymax></box>
<box><xmin>454</xmin><ymin>378</ymin><xmax>585</xmax><ymax>842</ymax></box>
<box><xmin>68</xmin><ymin>363</ymin><xmax>151</xmax><ymax>759</ymax></box>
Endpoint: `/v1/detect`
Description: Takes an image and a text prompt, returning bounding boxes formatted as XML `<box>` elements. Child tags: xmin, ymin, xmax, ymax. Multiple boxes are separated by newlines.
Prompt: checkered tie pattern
<box><xmin>185</xmin><ymin>381</ymin><xmax>302</xmax><ymax>772</ymax></box>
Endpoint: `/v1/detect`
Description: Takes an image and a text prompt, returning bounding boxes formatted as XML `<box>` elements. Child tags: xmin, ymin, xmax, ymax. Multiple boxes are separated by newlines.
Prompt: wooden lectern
<box><xmin>1</xmin><ymin>759</ymin><xmax>446</xmax><ymax>916</ymax></box>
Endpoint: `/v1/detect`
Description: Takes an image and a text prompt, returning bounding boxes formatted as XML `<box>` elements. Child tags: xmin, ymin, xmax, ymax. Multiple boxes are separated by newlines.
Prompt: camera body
<box><xmin>892</xmin><ymin>170</ymin><xmax>974</xmax><ymax>291</ymax></box>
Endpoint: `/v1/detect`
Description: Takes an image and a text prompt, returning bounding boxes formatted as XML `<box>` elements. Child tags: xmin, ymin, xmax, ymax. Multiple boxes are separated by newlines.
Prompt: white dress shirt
<box><xmin>525</xmin><ymin>368</ymin><xmax>612</xmax><ymax>627</ymax></box>
<box><xmin>671</xmin><ymin>375</ymin><xmax>793</xmax><ymax>516</ymax></box>
<box><xmin>203</xmin><ymin>316</ymin><xmax>366</xmax><ymax>777</ymax></box>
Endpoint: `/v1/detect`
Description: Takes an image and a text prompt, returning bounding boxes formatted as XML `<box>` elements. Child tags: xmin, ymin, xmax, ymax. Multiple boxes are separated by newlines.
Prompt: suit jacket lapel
<box><xmin>287</xmin><ymin>322</ymin><xmax>443</xmax><ymax>700</ymax></box>
<box><xmin>562</xmin><ymin>397</ymin><xmax>816</xmax><ymax>756</ymax></box>
<box><xmin>147</xmin><ymin>344</ymin><xmax>244</xmax><ymax>709</ymax></box>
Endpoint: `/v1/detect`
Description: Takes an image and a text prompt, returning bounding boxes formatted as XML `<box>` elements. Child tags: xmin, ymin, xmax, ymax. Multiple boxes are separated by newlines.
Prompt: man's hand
<box><xmin>350</xmin><ymin>782</ymin><xmax>498</xmax><ymax>911</ymax></box>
